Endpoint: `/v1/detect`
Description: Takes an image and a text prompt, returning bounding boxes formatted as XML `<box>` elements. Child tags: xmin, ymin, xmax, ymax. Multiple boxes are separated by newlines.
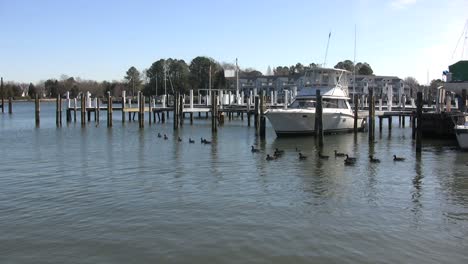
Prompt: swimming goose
<box><xmin>157</xmin><ymin>133</ymin><xmax>162</xmax><ymax>138</ymax></box>
<box><xmin>266</xmin><ymin>154</ymin><xmax>276</xmax><ymax>161</ymax></box>
<box><xmin>178</xmin><ymin>137</ymin><xmax>182</xmax><ymax>142</ymax></box>
<box><xmin>393</xmin><ymin>155</ymin><xmax>405</xmax><ymax>161</ymax></box>
<box><xmin>345</xmin><ymin>154</ymin><xmax>356</xmax><ymax>161</ymax></box>
<box><xmin>334</xmin><ymin>150</ymin><xmax>346</xmax><ymax>157</ymax></box>
<box><xmin>189</xmin><ymin>138</ymin><xmax>195</xmax><ymax>143</ymax></box>
<box><xmin>369</xmin><ymin>155</ymin><xmax>380</xmax><ymax>163</ymax></box>
<box><xmin>163</xmin><ymin>134</ymin><xmax>168</xmax><ymax>140</ymax></box>
<box><xmin>298</xmin><ymin>153</ymin><xmax>307</xmax><ymax>160</ymax></box>
<box><xmin>251</xmin><ymin>145</ymin><xmax>260</xmax><ymax>153</ymax></box>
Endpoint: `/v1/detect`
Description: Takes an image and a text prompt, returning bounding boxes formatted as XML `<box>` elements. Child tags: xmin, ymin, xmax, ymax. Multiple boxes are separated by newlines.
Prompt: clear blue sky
<box><xmin>1</xmin><ymin>0</ymin><xmax>467</xmax><ymax>84</ymax></box>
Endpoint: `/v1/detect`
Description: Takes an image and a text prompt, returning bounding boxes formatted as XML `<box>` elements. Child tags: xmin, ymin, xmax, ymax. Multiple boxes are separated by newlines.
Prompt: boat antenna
<box><xmin>323</xmin><ymin>31</ymin><xmax>331</xmax><ymax>67</ymax></box>
<box><xmin>353</xmin><ymin>25</ymin><xmax>357</xmax><ymax>96</ymax></box>
<box><xmin>452</xmin><ymin>19</ymin><xmax>468</xmax><ymax>59</ymax></box>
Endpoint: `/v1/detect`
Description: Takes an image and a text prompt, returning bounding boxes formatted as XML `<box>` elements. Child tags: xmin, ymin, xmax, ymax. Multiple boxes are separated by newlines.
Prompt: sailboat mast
<box><xmin>353</xmin><ymin>25</ymin><xmax>357</xmax><ymax>96</ymax></box>
<box><xmin>323</xmin><ymin>31</ymin><xmax>331</xmax><ymax>67</ymax></box>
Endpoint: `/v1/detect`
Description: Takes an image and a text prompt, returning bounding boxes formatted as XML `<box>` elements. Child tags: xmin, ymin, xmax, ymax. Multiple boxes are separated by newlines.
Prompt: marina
<box><xmin>1</xmin><ymin>100</ymin><xmax>467</xmax><ymax>263</ymax></box>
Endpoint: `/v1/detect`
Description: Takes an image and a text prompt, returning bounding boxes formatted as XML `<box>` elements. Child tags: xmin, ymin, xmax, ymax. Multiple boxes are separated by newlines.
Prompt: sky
<box><xmin>1</xmin><ymin>0</ymin><xmax>467</xmax><ymax>84</ymax></box>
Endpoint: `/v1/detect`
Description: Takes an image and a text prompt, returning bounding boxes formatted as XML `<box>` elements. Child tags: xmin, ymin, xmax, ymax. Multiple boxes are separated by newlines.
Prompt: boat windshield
<box><xmin>289</xmin><ymin>99</ymin><xmax>316</xmax><ymax>109</ymax></box>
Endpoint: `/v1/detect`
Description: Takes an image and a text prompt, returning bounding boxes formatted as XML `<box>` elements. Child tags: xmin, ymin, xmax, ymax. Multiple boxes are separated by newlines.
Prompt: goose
<box><xmin>393</xmin><ymin>155</ymin><xmax>405</xmax><ymax>161</ymax></box>
<box><xmin>203</xmin><ymin>139</ymin><xmax>211</xmax><ymax>144</ymax></box>
<box><xmin>344</xmin><ymin>158</ymin><xmax>356</xmax><ymax>166</ymax></box>
<box><xmin>163</xmin><ymin>134</ymin><xmax>168</xmax><ymax>140</ymax></box>
<box><xmin>266</xmin><ymin>154</ymin><xmax>276</xmax><ymax>161</ymax></box>
<box><xmin>334</xmin><ymin>150</ymin><xmax>346</xmax><ymax>157</ymax></box>
<box><xmin>369</xmin><ymin>155</ymin><xmax>380</xmax><ymax>163</ymax></box>
<box><xmin>157</xmin><ymin>133</ymin><xmax>162</xmax><ymax>138</ymax></box>
<box><xmin>178</xmin><ymin>137</ymin><xmax>182</xmax><ymax>142</ymax></box>
<box><xmin>189</xmin><ymin>138</ymin><xmax>195</xmax><ymax>144</ymax></box>
<box><xmin>345</xmin><ymin>154</ymin><xmax>356</xmax><ymax>161</ymax></box>
<box><xmin>251</xmin><ymin>145</ymin><xmax>260</xmax><ymax>153</ymax></box>
<box><xmin>318</xmin><ymin>152</ymin><xmax>329</xmax><ymax>159</ymax></box>
<box><xmin>201</xmin><ymin>137</ymin><xmax>205</xmax><ymax>143</ymax></box>
<box><xmin>298</xmin><ymin>153</ymin><xmax>307</xmax><ymax>160</ymax></box>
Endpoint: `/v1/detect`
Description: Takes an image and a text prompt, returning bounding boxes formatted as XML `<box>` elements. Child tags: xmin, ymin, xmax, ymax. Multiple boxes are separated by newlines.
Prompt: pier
<box><xmin>3</xmin><ymin>87</ymin><xmax>467</xmax><ymax>152</ymax></box>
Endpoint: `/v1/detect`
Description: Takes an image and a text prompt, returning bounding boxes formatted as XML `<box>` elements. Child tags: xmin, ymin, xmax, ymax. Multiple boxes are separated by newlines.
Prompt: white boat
<box><xmin>266</xmin><ymin>68</ymin><xmax>366</xmax><ymax>136</ymax></box>
<box><xmin>455</xmin><ymin>118</ymin><xmax>468</xmax><ymax>149</ymax></box>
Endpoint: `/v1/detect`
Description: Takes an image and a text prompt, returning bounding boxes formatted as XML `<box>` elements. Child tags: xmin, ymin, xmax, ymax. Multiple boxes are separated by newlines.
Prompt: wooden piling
<box><xmin>8</xmin><ymin>97</ymin><xmax>12</xmax><ymax>114</ymax></box>
<box><xmin>315</xmin><ymin>90</ymin><xmax>324</xmax><ymax>147</ymax></box>
<box><xmin>379</xmin><ymin>116</ymin><xmax>383</xmax><ymax>132</ymax></box>
<box><xmin>388</xmin><ymin>116</ymin><xmax>392</xmax><ymax>131</ymax></box>
<box><xmin>412</xmin><ymin>113</ymin><xmax>416</xmax><ymax>139</ymax></box>
<box><xmin>122</xmin><ymin>91</ymin><xmax>126</xmax><ymax>123</ymax></box>
<box><xmin>461</xmin><ymin>89</ymin><xmax>467</xmax><ymax>112</ymax></box>
<box><xmin>260</xmin><ymin>91</ymin><xmax>266</xmax><ymax>139</ymax></box>
<box><xmin>35</xmin><ymin>94</ymin><xmax>40</xmax><ymax>127</ymax></box>
<box><xmin>81</xmin><ymin>93</ymin><xmax>86</xmax><ymax>125</ymax></box>
<box><xmin>107</xmin><ymin>92</ymin><xmax>113</xmax><ymax>127</ymax></box>
<box><xmin>254</xmin><ymin>96</ymin><xmax>260</xmax><ymax>130</ymax></box>
<box><xmin>368</xmin><ymin>88</ymin><xmax>375</xmax><ymax>142</ymax></box>
<box><xmin>148</xmin><ymin>97</ymin><xmax>152</xmax><ymax>125</ymax></box>
<box><xmin>96</xmin><ymin>98</ymin><xmax>100</xmax><ymax>123</ymax></box>
<box><xmin>353</xmin><ymin>94</ymin><xmax>358</xmax><ymax>133</ymax></box>
<box><xmin>173</xmin><ymin>92</ymin><xmax>179</xmax><ymax>130</ymax></box>
<box><xmin>211</xmin><ymin>91</ymin><xmax>217</xmax><ymax>132</ymax></box>
<box><xmin>402</xmin><ymin>115</ymin><xmax>405</xmax><ymax>127</ymax></box>
<box><xmin>139</xmin><ymin>93</ymin><xmax>144</xmax><ymax>128</ymax></box>
<box><xmin>0</xmin><ymin>77</ymin><xmax>3</xmax><ymax>113</ymax></box>
<box><xmin>179</xmin><ymin>94</ymin><xmax>184</xmax><ymax>127</ymax></box>
<box><xmin>416</xmin><ymin>92</ymin><xmax>423</xmax><ymax>152</ymax></box>
<box><xmin>190</xmin><ymin>112</ymin><xmax>193</xmax><ymax>124</ymax></box>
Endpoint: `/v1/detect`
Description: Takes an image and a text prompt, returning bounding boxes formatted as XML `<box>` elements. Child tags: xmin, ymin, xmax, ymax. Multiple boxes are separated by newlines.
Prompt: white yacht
<box><xmin>266</xmin><ymin>68</ymin><xmax>365</xmax><ymax>136</ymax></box>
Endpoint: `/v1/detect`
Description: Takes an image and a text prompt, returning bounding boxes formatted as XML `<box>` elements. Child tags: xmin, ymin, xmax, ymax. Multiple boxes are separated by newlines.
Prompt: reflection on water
<box><xmin>0</xmin><ymin>102</ymin><xmax>467</xmax><ymax>263</ymax></box>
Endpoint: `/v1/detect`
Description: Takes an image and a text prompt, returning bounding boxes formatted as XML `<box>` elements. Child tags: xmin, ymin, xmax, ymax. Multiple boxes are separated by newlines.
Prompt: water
<box><xmin>1</xmin><ymin>102</ymin><xmax>467</xmax><ymax>263</ymax></box>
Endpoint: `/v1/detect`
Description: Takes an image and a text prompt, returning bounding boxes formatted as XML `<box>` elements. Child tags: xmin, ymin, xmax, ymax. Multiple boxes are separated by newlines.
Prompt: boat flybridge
<box><xmin>266</xmin><ymin>68</ymin><xmax>366</xmax><ymax>136</ymax></box>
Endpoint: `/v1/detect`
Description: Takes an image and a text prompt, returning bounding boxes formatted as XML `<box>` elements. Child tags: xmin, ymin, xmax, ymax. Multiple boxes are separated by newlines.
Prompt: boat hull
<box><xmin>266</xmin><ymin>109</ymin><xmax>362</xmax><ymax>136</ymax></box>
<box><xmin>455</xmin><ymin>125</ymin><xmax>468</xmax><ymax>149</ymax></box>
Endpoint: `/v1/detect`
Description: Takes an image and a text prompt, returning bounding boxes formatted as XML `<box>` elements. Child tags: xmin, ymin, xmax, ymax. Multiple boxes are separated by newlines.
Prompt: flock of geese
<box><xmin>252</xmin><ymin>145</ymin><xmax>406</xmax><ymax>165</ymax></box>
<box><xmin>157</xmin><ymin>132</ymin><xmax>211</xmax><ymax>145</ymax></box>
<box><xmin>155</xmin><ymin>132</ymin><xmax>407</xmax><ymax>165</ymax></box>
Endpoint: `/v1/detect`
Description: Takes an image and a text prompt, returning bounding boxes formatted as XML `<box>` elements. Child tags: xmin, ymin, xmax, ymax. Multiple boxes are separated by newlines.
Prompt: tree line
<box><xmin>1</xmin><ymin>57</ymin><xmax>376</xmax><ymax>99</ymax></box>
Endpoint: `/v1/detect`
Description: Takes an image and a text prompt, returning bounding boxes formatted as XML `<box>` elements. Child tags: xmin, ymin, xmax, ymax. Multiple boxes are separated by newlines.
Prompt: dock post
<box><xmin>368</xmin><ymin>88</ymin><xmax>375</xmax><ymax>142</ymax></box>
<box><xmin>190</xmin><ymin>112</ymin><xmax>193</xmax><ymax>124</ymax></box>
<box><xmin>74</xmin><ymin>98</ymin><xmax>77</xmax><ymax>122</ymax></box>
<box><xmin>379</xmin><ymin>116</ymin><xmax>383</xmax><ymax>132</ymax></box>
<box><xmin>260</xmin><ymin>91</ymin><xmax>266</xmax><ymax>139</ymax></box>
<box><xmin>66</xmin><ymin>92</ymin><xmax>71</xmax><ymax>122</ymax></box>
<box><xmin>388</xmin><ymin>116</ymin><xmax>392</xmax><ymax>131</ymax></box>
<box><xmin>173</xmin><ymin>92</ymin><xmax>179</xmax><ymax>130</ymax></box>
<box><xmin>402</xmin><ymin>114</ymin><xmax>405</xmax><ymax>127</ymax></box>
<box><xmin>81</xmin><ymin>93</ymin><xmax>86</xmax><ymax>125</ymax></box>
<box><xmin>148</xmin><ymin>96</ymin><xmax>152</xmax><ymax>125</ymax></box>
<box><xmin>35</xmin><ymin>94</ymin><xmax>40</xmax><ymax>127</ymax></box>
<box><xmin>412</xmin><ymin>112</ymin><xmax>416</xmax><ymax>139</ymax></box>
<box><xmin>211</xmin><ymin>91</ymin><xmax>217</xmax><ymax>132</ymax></box>
<box><xmin>416</xmin><ymin>92</ymin><xmax>423</xmax><ymax>152</ymax></box>
<box><xmin>0</xmin><ymin>77</ymin><xmax>3</xmax><ymax>113</ymax></box>
<box><xmin>179</xmin><ymin>94</ymin><xmax>184</xmax><ymax>127</ymax></box>
<box><xmin>96</xmin><ymin>97</ymin><xmax>100</xmax><ymax>123</ymax></box>
<box><xmin>315</xmin><ymin>90</ymin><xmax>324</xmax><ymax>147</ymax></box>
<box><xmin>254</xmin><ymin>96</ymin><xmax>259</xmax><ymax>130</ymax></box>
<box><xmin>354</xmin><ymin>94</ymin><xmax>358</xmax><ymax>133</ymax></box>
<box><xmin>122</xmin><ymin>91</ymin><xmax>126</xmax><ymax>123</ymax></box>
<box><xmin>284</xmin><ymin>90</ymin><xmax>289</xmax><ymax>109</ymax></box>
<box><xmin>8</xmin><ymin>97</ymin><xmax>12</xmax><ymax>114</ymax></box>
<box><xmin>461</xmin><ymin>89</ymin><xmax>467</xmax><ymax>113</ymax></box>
<box><xmin>59</xmin><ymin>96</ymin><xmax>62</xmax><ymax>126</ymax></box>
<box><xmin>107</xmin><ymin>92</ymin><xmax>113</xmax><ymax>127</ymax></box>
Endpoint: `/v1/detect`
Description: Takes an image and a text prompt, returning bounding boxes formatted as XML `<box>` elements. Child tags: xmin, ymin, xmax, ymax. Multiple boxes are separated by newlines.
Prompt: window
<box><xmin>290</xmin><ymin>99</ymin><xmax>316</xmax><ymax>109</ymax></box>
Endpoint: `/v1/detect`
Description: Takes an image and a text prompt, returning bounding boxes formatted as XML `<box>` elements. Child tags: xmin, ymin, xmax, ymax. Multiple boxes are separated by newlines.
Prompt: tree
<box><xmin>189</xmin><ymin>56</ymin><xmax>216</xmax><ymax>91</ymax></box>
<box><xmin>273</xmin><ymin>66</ymin><xmax>289</xmax><ymax>76</ymax></box>
<box><xmin>356</xmin><ymin>62</ymin><xmax>373</xmax><ymax>75</ymax></box>
<box><xmin>28</xmin><ymin>83</ymin><xmax>36</xmax><ymax>97</ymax></box>
<box><xmin>404</xmin><ymin>77</ymin><xmax>419</xmax><ymax>98</ymax></box>
<box><xmin>334</xmin><ymin>60</ymin><xmax>354</xmax><ymax>72</ymax></box>
<box><xmin>124</xmin><ymin>66</ymin><xmax>142</xmax><ymax>96</ymax></box>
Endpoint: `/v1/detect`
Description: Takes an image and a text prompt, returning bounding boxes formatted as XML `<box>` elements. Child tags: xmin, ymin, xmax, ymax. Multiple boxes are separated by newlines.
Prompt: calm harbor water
<box><xmin>1</xmin><ymin>101</ymin><xmax>467</xmax><ymax>263</ymax></box>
